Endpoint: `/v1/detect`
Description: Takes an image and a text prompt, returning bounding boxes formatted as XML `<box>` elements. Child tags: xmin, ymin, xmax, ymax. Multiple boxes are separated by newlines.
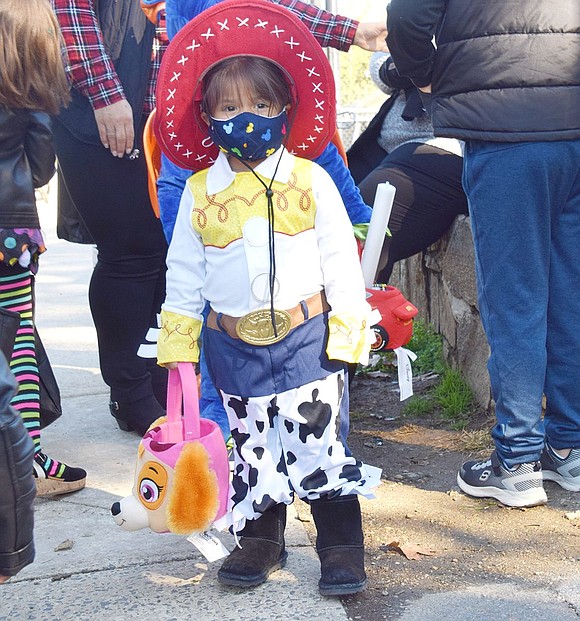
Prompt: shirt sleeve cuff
<box><xmin>335</xmin><ymin>19</ymin><xmax>358</xmax><ymax>52</ymax></box>
<box><xmin>326</xmin><ymin>309</ymin><xmax>378</xmax><ymax>366</ymax></box>
<box><xmin>86</xmin><ymin>85</ymin><xmax>126</xmax><ymax>110</ymax></box>
<box><xmin>157</xmin><ymin>310</ymin><xmax>203</xmax><ymax>365</ymax></box>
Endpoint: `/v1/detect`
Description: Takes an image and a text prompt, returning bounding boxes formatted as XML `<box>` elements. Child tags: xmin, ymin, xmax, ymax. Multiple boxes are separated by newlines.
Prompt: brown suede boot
<box><xmin>217</xmin><ymin>503</ymin><xmax>288</xmax><ymax>587</ymax></box>
<box><xmin>310</xmin><ymin>494</ymin><xmax>367</xmax><ymax>596</ymax></box>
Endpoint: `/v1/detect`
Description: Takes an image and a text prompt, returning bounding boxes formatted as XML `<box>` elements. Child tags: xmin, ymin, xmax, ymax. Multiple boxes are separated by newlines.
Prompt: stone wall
<box><xmin>388</xmin><ymin>216</ymin><xmax>493</xmax><ymax>412</ymax></box>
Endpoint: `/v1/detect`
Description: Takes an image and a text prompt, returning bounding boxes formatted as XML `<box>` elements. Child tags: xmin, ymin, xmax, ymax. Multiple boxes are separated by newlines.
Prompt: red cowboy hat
<box><xmin>154</xmin><ymin>0</ymin><xmax>336</xmax><ymax>170</ymax></box>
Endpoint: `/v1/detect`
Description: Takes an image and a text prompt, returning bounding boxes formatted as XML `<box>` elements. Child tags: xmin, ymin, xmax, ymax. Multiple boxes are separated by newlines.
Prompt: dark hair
<box><xmin>0</xmin><ymin>0</ymin><xmax>70</xmax><ymax>114</ymax></box>
<box><xmin>201</xmin><ymin>56</ymin><xmax>293</xmax><ymax>116</ymax></box>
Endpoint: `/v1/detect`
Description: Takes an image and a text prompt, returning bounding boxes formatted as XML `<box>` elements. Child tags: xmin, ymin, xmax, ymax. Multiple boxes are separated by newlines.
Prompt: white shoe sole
<box><xmin>542</xmin><ymin>470</ymin><xmax>580</xmax><ymax>492</ymax></box>
<box><xmin>457</xmin><ymin>473</ymin><xmax>548</xmax><ymax>507</ymax></box>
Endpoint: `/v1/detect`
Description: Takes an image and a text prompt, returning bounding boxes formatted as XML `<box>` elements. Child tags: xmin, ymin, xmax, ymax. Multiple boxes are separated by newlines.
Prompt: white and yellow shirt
<box><xmin>158</xmin><ymin>148</ymin><xmax>374</xmax><ymax>365</ymax></box>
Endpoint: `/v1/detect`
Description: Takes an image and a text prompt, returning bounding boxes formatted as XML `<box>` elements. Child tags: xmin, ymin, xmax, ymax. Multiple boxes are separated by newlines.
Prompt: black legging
<box><xmin>358</xmin><ymin>142</ymin><xmax>468</xmax><ymax>283</ymax></box>
<box><xmin>53</xmin><ymin>118</ymin><xmax>168</xmax><ymax>407</ymax></box>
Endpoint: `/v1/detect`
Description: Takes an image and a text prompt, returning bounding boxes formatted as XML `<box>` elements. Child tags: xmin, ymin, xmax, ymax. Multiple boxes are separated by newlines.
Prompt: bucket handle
<box><xmin>164</xmin><ymin>362</ymin><xmax>200</xmax><ymax>442</ymax></box>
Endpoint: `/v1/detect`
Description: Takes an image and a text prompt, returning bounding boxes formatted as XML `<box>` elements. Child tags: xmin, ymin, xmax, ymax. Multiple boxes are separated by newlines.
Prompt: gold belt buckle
<box><xmin>235</xmin><ymin>309</ymin><xmax>292</xmax><ymax>346</ymax></box>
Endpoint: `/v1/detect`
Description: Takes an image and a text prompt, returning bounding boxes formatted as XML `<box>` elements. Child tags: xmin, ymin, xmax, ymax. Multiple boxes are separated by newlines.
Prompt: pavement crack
<box><xmin>9</xmin><ymin>555</ymin><xmax>201</xmax><ymax>585</ymax></box>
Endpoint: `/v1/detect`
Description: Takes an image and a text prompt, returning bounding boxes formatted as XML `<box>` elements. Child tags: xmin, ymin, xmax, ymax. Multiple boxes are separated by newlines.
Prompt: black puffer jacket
<box><xmin>387</xmin><ymin>0</ymin><xmax>580</xmax><ymax>142</ymax></box>
<box><xmin>0</xmin><ymin>353</ymin><xmax>35</xmax><ymax>578</ymax></box>
<box><xmin>0</xmin><ymin>109</ymin><xmax>55</xmax><ymax>228</ymax></box>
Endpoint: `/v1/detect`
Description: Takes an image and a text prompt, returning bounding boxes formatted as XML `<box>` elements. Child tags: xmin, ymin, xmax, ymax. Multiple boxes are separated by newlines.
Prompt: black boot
<box><xmin>109</xmin><ymin>395</ymin><xmax>165</xmax><ymax>436</ymax></box>
<box><xmin>217</xmin><ymin>503</ymin><xmax>288</xmax><ymax>587</ymax></box>
<box><xmin>310</xmin><ymin>494</ymin><xmax>367</xmax><ymax>596</ymax></box>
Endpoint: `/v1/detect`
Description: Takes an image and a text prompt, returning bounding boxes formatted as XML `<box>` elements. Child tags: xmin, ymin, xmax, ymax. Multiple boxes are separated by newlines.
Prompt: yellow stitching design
<box><xmin>160</xmin><ymin>321</ymin><xmax>198</xmax><ymax>350</ymax></box>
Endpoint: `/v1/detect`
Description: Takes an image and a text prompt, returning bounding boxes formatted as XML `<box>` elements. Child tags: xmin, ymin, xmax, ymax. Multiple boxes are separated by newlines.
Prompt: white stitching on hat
<box><xmin>160</xmin><ymin>11</ymin><xmax>331</xmax><ymax>165</ymax></box>
<box><xmin>285</xmin><ymin>37</ymin><xmax>299</xmax><ymax>50</ymax></box>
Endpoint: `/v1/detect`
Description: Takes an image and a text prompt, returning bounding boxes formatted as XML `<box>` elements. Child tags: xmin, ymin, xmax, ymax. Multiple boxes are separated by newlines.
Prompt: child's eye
<box><xmin>224</xmin><ymin>105</ymin><xmax>238</xmax><ymax>113</ymax></box>
<box><xmin>256</xmin><ymin>102</ymin><xmax>269</xmax><ymax>110</ymax></box>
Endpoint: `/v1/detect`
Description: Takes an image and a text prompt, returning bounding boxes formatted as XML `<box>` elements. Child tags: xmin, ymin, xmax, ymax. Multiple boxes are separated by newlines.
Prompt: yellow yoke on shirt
<box><xmin>158</xmin><ymin>158</ymin><xmax>374</xmax><ymax>366</ymax></box>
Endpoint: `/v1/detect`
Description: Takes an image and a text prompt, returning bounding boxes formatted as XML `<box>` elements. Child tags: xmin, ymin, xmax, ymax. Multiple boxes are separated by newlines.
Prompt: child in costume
<box><xmin>155</xmin><ymin>0</ymin><xmax>381</xmax><ymax>596</ymax></box>
<box><xmin>142</xmin><ymin>0</ymin><xmax>384</xmax><ymax>443</ymax></box>
<box><xmin>0</xmin><ymin>0</ymin><xmax>87</xmax><ymax>495</ymax></box>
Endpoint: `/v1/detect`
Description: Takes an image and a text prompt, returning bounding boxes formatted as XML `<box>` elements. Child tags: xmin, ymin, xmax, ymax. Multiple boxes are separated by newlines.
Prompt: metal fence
<box><xmin>336</xmin><ymin>109</ymin><xmax>376</xmax><ymax>150</ymax></box>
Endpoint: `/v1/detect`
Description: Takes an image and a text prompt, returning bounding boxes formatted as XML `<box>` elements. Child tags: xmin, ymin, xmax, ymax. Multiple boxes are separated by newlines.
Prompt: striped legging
<box><xmin>0</xmin><ymin>265</ymin><xmax>41</xmax><ymax>455</ymax></box>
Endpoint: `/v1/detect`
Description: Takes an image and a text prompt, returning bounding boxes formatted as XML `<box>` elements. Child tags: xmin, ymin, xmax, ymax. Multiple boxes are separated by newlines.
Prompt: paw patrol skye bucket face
<box><xmin>111</xmin><ymin>363</ymin><xmax>229</xmax><ymax>535</ymax></box>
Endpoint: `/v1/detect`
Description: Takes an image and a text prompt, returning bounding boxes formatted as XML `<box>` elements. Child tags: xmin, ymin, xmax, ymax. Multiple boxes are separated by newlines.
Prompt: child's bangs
<box><xmin>202</xmin><ymin>56</ymin><xmax>293</xmax><ymax>113</ymax></box>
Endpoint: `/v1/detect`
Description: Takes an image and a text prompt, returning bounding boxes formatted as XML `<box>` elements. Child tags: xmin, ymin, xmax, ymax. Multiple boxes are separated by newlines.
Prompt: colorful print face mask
<box><xmin>208</xmin><ymin>110</ymin><xmax>289</xmax><ymax>161</ymax></box>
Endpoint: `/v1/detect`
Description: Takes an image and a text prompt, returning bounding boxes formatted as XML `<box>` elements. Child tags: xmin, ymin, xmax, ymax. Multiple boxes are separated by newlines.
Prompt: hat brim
<box><xmin>154</xmin><ymin>0</ymin><xmax>336</xmax><ymax>170</ymax></box>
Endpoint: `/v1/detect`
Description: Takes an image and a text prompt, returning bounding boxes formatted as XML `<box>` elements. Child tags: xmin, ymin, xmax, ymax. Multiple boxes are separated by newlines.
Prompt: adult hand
<box><xmin>94</xmin><ymin>99</ymin><xmax>135</xmax><ymax>158</ymax></box>
<box><xmin>353</xmin><ymin>22</ymin><xmax>388</xmax><ymax>52</ymax></box>
<box><xmin>0</xmin><ymin>575</ymin><xmax>10</xmax><ymax>584</ymax></box>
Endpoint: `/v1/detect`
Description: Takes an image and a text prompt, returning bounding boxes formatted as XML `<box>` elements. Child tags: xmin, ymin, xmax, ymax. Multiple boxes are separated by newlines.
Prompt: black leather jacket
<box><xmin>0</xmin><ymin>352</ymin><xmax>35</xmax><ymax>578</ymax></box>
<box><xmin>0</xmin><ymin>109</ymin><xmax>55</xmax><ymax>228</ymax></box>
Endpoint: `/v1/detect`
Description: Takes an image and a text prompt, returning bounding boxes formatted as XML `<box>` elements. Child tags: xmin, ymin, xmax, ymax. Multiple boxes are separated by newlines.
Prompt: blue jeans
<box><xmin>199</xmin><ymin>304</ymin><xmax>230</xmax><ymax>440</ymax></box>
<box><xmin>463</xmin><ymin>139</ymin><xmax>580</xmax><ymax>467</ymax></box>
<box><xmin>200</xmin><ymin>310</ymin><xmax>352</xmax><ymax>449</ymax></box>
<box><xmin>199</xmin><ymin>347</ymin><xmax>230</xmax><ymax>440</ymax></box>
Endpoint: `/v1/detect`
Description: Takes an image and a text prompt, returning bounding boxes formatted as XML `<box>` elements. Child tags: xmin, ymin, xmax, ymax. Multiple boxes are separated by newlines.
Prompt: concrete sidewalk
<box><xmin>0</xmin><ymin>185</ymin><xmax>349</xmax><ymax>621</ymax></box>
<box><xmin>4</xmin><ymin>185</ymin><xmax>580</xmax><ymax>621</ymax></box>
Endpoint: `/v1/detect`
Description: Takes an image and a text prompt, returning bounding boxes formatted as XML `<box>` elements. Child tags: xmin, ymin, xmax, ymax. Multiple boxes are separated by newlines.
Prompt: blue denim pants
<box><xmin>463</xmin><ymin>139</ymin><xmax>580</xmax><ymax>467</ymax></box>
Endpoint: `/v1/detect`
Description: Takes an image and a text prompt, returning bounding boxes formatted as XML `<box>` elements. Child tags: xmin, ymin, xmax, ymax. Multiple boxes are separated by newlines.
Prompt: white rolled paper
<box><xmin>360</xmin><ymin>181</ymin><xmax>396</xmax><ymax>287</ymax></box>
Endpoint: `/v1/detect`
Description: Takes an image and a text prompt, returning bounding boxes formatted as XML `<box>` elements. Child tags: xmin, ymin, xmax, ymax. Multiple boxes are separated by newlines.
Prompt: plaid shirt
<box><xmin>277</xmin><ymin>0</ymin><xmax>357</xmax><ymax>51</ymax></box>
<box><xmin>51</xmin><ymin>0</ymin><xmax>167</xmax><ymax>113</ymax></box>
<box><xmin>51</xmin><ymin>0</ymin><xmax>357</xmax><ymax>113</ymax></box>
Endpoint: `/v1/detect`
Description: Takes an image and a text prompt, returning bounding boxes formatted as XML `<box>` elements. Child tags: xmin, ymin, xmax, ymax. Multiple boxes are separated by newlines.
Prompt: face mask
<box><xmin>208</xmin><ymin>110</ymin><xmax>289</xmax><ymax>161</ymax></box>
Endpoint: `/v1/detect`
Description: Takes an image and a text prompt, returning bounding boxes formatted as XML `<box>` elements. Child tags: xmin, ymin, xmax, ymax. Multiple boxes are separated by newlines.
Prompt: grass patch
<box><xmin>359</xmin><ymin>319</ymin><xmax>445</xmax><ymax>377</ymax></box>
<box><xmin>358</xmin><ymin>318</ymin><xmax>478</xmax><ymax>431</ymax></box>
<box><xmin>407</xmin><ymin>321</ymin><xmax>474</xmax><ymax>428</ymax></box>
<box><xmin>402</xmin><ymin>395</ymin><xmax>433</xmax><ymax>417</ymax></box>
<box><xmin>457</xmin><ymin>429</ymin><xmax>493</xmax><ymax>454</ymax></box>
<box><xmin>434</xmin><ymin>369</ymin><xmax>474</xmax><ymax>429</ymax></box>
<box><xmin>407</xmin><ymin>319</ymin><xmax>446</xmax><ymax>376</ymax></box>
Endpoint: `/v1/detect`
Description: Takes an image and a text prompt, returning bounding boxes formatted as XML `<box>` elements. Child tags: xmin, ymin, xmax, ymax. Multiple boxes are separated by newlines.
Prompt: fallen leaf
<box><xmin>380</xmin><ymin>540</ymin><xmax>436</xmax><ymax>560</ymax></box>
<box><xmin>54</xmin><ymin>539</ymin><xmax>74</xmax><ymax>552</ymax></box>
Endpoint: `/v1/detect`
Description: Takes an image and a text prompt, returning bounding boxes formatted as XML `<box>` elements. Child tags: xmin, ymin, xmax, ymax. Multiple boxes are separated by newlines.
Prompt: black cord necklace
<box><xmin>235</xmin><ymin>147</ymin><xmax>286</xmax><ymax>336</ymax></box>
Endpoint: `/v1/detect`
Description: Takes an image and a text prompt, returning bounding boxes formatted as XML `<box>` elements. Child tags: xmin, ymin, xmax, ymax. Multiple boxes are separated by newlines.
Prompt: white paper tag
<box><xmin>187</xmin><ymin>531</ymin><xmax>230</xmax><ymax>562</ymax></box>
<box><xmin>394</xmin><ymin>346</ymin><xmax>417</xmax><ymax>401</ymax></box>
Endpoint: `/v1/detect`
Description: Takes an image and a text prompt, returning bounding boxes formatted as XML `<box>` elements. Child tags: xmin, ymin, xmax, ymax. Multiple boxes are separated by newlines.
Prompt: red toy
<box><xmin>365</xmin><ymin>284</ymin><xmax>418</xmax><ymax>352</ymax></box>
